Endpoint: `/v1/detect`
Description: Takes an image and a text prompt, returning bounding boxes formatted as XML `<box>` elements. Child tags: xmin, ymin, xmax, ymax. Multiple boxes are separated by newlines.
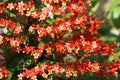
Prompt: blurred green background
<box><xmin>90</xmin><ymin>0</ymin><xmax>120</xmax><ymax>62</ymax></box>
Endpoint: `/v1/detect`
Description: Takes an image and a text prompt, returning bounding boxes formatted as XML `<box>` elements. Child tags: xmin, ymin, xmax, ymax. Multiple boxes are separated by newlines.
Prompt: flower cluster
<box><xmin>0</xmin><ymin>67</ymin><xmax>10</xmax><ymax>79</ymax></box>
<box><xmin>18</xmin><ymin>60</ymin><xmax>120</xmax><ymax>80</ymax></box>
<box><xmin>0</xmin><ymin>3</ymin><xmax>6</xmax><ymax>13</ymax></box>
<box><xmin>0</xmin><ymin>0</ymin><xmax>119</xmax><ymax>79</ymax></box>
<box><xmin>0</xmin><ymin>19</ymin><xmax>23</xmax><ymax>34</ymax></box>
<box><xmin>7</xmin><ymin>0</ymin><xmax>53</xmax><ymax>21</ymax></box>
<box><xmin>6</xmin><ymin>0</ymin><xmax>92</xmax><ymax>21</ymax></box>
<box><xmin>18</xmin><ymin>61</ymin><xmax>98</xmax><ymax>80</ymax></box>
<box><xmin>108</xmin><ymin>60</ymin><xmax>120</xmax><ymax>77</ymax></box>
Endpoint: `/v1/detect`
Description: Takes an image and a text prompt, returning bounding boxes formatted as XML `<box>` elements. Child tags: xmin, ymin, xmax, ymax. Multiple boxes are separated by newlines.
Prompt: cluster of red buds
<box><xmin>17</xmin><ymin>60</ymin><xmax>120</xmax><ymax>80</ymax></box>
<box><xmin>0</xmin><ymin>0</ymin><xmax>119</xmax><ymax>79</ymax></box>
<box><xmin>0</xmin><ymin>67</ymin><xmax>10</xmax><ymax>79</ymax></box>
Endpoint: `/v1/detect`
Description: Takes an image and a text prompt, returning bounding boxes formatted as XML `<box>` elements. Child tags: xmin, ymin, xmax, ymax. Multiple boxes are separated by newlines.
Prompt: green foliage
<box><xmin>5</xmin><ymin>50</ymin><xmax>34</xmax><ymax>71</ymax></box>
<box><xmin>45</xmin><ymin>18</ymin><xmax>56</xmax><ymax>25</ymax></box>
<box><xmin>65</xmin><ymin>12</ymin><xmax>73</xmax><ymax>18</ymax></box>
<box><xmin>109</xmin><ymin>0</ymin><xmax>120</xmax><ymax>19</ymax></box>
<box><xmin>90</xmin><ymin>0</ymin><xmax>120</xmax><ymax>79</ymax></box>
<box><xmin>6</xmin><ymin>29</ymin><xmax>14</xmax><ymax>36</ymax></box>
<box><xmin>109</xmin><ymin>48</ymin><xmax>120</xmax><ymax>62</ymax></box>
<box><xmin>34</xmin><ymin>0</ymin><xmax>43</xmax><ymax>11</ymax></box>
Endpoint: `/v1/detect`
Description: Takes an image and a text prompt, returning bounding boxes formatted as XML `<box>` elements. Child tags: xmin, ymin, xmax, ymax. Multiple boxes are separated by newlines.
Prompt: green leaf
<box><xmin>6</xmin><ymin>29</ymin><xmax>14</xmax><ymax>36</ymax></box>
<box><xmin>5</xmin><ymin>48</ymin><xmax>34</xmax><ymax>71</ymax></box>
<box><xmin>112</xmin><ymin>7</ymin><xmax>120</xmax><ymax>19</ymax></box>
<box><xmin>65</xmin><ymin>12</ymin><xmax>72</xmax><ymax>18</ymax></box>
<box><xmin>48</xmin><ymin>75</ymin><xmax>53</xmax><ymax>80</ymax></box>
<box><xmin>109</xmin><ymin>0</ymin><xmax>120</xmax><ymax>19</ymax></box>
<box><xmin>24</xmin><ymin>35</ymin><xmax>29</xmax><ymax>43</ymax></box>
<box><xmin>9</xmin><ymin>13</ymin><xmax>16</xmax><ymax>18</ymax></box>
<box><xmin>100</xmin><ymin>36</ymin><xmax>116</xmax><ymax>42</ymax></box>
<box><xmin>89</xmin><ymin>2</ymin><xmax>99</xmax><ymax>15</ymax></box>
<box><xmin>110</xmin><ymin>0</ymin><xmax>120</xmax><ymax>9</ymax></box>
<box><xmin>0</xmin><ymin>2</ymin><xmax>4</xmax><ymax>4</ymax></box>
<box><xmin>108</xmin><ymin>51</ymin><xmax>120</xmax><ymax>62</ymax></box>
<box><xmin>32</xmin><ymin>30</ymin><xmax>36</xmax><ymax>34</ymax></box>
<box><xmin>62</xmin><ymin>33</ymin><xmax>73</xmax><ymax>41</ymax></box>
<box><xmin>108</xmin><ymin>56</ymin><xmax>115</xmax><ymax>62</ymax></box>
<box><xmin>45</xmin><ymin>18</ymin><xmax>56</xmax><ymax>25</ymax></box>
<box><xmin>16</xmin><ymin>55</ymin><xmax>34</xmax><ymax>70</ymax></box>
<box><xmin>38</xmin><ymin>41</ymin><xmax>45</xmax><ymax>47</ymax></box>
<box><xmin>8</xmin><ymin>0</ymin><xmax>16</xmax><ymax>2</ymax></box>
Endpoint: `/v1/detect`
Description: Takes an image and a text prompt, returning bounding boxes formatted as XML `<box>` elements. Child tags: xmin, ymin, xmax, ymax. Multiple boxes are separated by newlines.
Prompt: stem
<box><xmin>7</xmin><ymin>71</ymin><xmax>14</xmax><ymax>80</ymax></box>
